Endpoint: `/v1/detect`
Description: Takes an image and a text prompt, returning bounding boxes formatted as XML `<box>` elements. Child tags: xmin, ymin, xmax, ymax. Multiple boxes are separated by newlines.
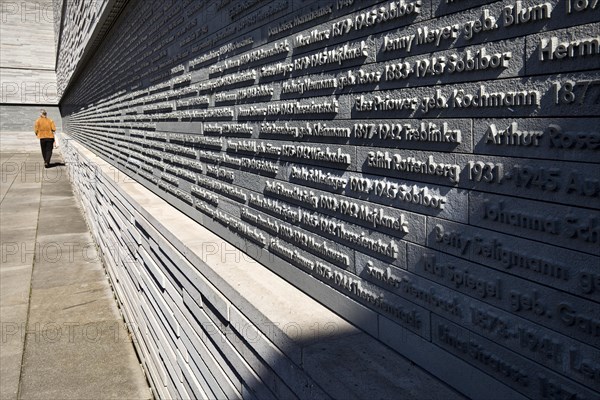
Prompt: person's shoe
<box><xmin>44</xmin><ymin>163</ymin><xmax>49</xmax><ymax>168</ymax></box>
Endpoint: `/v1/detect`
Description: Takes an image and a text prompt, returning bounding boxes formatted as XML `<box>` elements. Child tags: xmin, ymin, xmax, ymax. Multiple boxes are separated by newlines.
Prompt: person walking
<box><xmin>34</xmin><ymin>109</ymin><xmax>57</xmax><ymax>168</ymax></box>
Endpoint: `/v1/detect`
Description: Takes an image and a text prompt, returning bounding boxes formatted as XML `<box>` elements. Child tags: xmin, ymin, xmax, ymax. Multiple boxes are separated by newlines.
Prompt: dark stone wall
<box><xmin>59</xmin><ymin>0</ymin><xmax>600</xmax><ymax>398</ymax></box>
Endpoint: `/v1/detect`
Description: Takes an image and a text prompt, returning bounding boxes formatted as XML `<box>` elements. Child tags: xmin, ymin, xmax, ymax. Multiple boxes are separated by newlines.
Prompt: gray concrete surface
<box><xmin>0</xmin><ymin>146</ymin><xmax>151</xmax><ymax>399</ymax></box>
<box><xmin>0</xmin><ymin>108</ymin><xmax>62</xmax><ymax>134</ymax></box>
<box><xmin>1</xmin><ymin>0</ymin><xmax>58</xmax><ymax>105</ymax></box>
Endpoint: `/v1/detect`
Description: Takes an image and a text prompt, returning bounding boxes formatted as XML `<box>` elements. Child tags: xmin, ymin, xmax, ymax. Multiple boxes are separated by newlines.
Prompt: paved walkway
<box><xmin>0</xmin><ymin>147</ymin><xmax>151</xmax><ymax>399</ymax></box>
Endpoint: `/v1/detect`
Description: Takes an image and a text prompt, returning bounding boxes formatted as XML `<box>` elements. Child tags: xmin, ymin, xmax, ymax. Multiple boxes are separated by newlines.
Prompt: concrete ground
<box><xmin>0</xmin><ymin>144</ymin><xmax>151</xmax><ymax>399</ymax></box>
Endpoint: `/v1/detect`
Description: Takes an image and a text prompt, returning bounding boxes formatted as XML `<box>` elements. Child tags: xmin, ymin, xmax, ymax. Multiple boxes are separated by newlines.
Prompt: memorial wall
<box><xmin>58</xmin><ymin>0</ymin><xmax>600</xmax><ymax>398</ymax></box>
<box><xmin>54</xmin><ymin>0</ymin><xmax>125</xmax><ymax>99</ymax></box>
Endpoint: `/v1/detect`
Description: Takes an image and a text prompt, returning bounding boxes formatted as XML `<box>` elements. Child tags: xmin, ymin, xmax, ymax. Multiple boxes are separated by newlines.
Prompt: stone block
<box><xmin>378</xmin><ymin>315</ymin><xmax>526</xmax><ymax>400</ymax></box>
<box><xmin>424</xmin><ymin>217</ymin><xmax>599</xmax><ymax>301</ymax></box>
<box><xmin>526</xmin><ymin>22</ymin><xmax>600</xmax><ymax>75</ymax></box>
<box><xmin>469</xmin><ymin>192</ymin><xmax>600</xmax><ymax>255</ymax></box>
<box><xmin>473</xmin><ymin>117</ymin><xmax>600</xmax><ymax>163</ymax></box>
<box><xmin>431</xmin><ymin>315</ymin><xmax>600</xmax><ymax>400</ymax></box>
<box><xmin>455</xmin><ymin>153</ymin><xmax>600</xmax><ymax>209</ymax></box>
<box><xmin>179</xmin><ymin>297</ymin><xmax>244</xmax><ymax>398</ymax></box>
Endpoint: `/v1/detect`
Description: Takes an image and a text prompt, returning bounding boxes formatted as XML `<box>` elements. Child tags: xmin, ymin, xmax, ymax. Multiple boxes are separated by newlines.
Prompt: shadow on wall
<box><xmin>56</xmin><ymin>137</ymin><xmax>467</xmax><ymax>400</ymax></box>
<box><xmin>117</xmin><ymin>232</ymin><xmax>467</xmax><ymax>400</ymax></box>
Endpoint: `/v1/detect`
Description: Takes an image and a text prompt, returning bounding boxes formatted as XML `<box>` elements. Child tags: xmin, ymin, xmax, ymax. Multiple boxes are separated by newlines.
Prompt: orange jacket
<box><xmin>34</xmin><ymin>116</ymin><xmax>56</xmax><ymax>139</ymax></box>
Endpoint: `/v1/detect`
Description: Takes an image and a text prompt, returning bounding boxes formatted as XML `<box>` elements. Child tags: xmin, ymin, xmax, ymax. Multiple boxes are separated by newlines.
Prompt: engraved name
<box><xmin>367</xmin><ymin>152</ymin><xmax>460</xmax><ymax>183</ymax></box>
<box><xmin>539</xmin><ymin>36</ymin><xmax>600</xmax><ymax>61</ymax></box>
<box><xmin>482</xmin><ymin>200</ymin><xmax>599</xmax><ymax>245</ymax></box>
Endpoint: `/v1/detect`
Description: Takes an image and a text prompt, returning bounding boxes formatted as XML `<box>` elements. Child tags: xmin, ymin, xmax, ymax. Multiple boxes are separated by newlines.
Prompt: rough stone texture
<box><xmin>55</xmin><ymin>0</ymin><xmax>600</xmax><ymax>399</ymax></box>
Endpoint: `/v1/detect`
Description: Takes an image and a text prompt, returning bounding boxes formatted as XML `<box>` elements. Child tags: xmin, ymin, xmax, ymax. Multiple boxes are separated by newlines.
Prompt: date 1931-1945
<box><xmin>467</xmin><ymin>161</ymin><xmax>599</xmax><ymax>198</ymax></box>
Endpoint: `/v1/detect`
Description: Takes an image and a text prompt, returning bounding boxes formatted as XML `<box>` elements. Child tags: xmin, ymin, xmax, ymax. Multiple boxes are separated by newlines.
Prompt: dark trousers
<box><xmin>40</xmin><ymin>138</ymin><xmax>54</xmax><ymax>165</ymax></box>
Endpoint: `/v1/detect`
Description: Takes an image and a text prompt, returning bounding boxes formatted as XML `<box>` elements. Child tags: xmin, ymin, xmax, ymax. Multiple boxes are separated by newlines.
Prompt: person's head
<box><xmin>40</xmin><ymin>109</ymin><xmax>47</xmax><ymax>117</ymax></box>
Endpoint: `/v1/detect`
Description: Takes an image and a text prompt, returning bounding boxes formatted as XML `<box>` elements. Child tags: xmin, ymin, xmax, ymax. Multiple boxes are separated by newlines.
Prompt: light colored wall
<box><xmin>0</xmin><ymin>0</ymin><xmax>56</xmax><ymax>70</ymax></box>
<box><xmin>0</xmin><ymin>0</ymin><xmax>59</xmax><ymax>135</ymax></box>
